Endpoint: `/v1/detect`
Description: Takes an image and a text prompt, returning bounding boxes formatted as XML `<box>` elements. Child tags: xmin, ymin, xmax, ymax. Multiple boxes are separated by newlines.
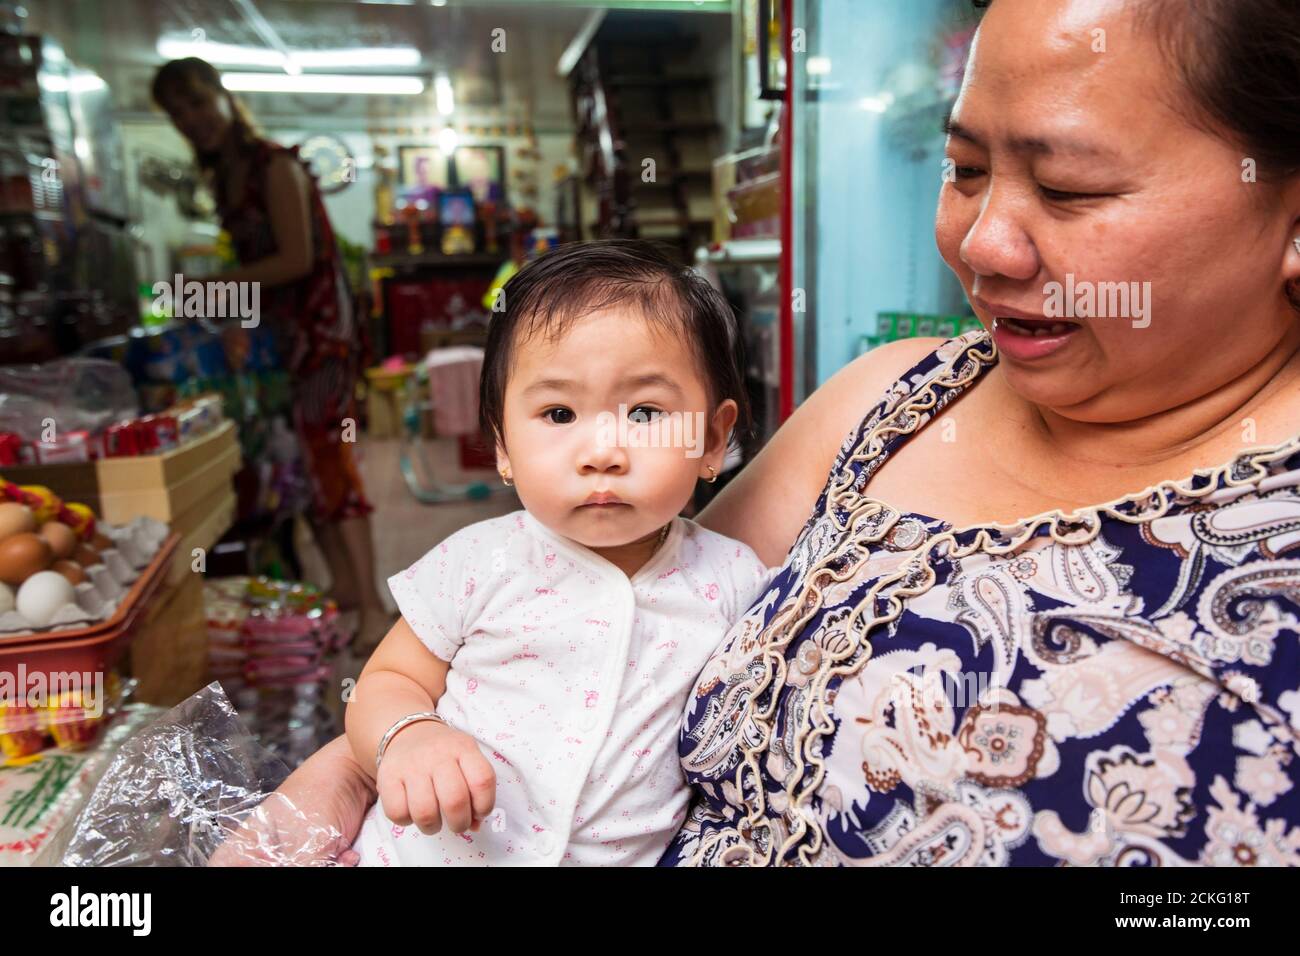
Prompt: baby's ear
<box><xmin>708</xmin><ymin>400</ymin><xmax>739</xmax><ymax>453</ymax></box>
<box><xmin>495</xmin><ymin>442</ymin><xmax>510</xmax><ymax>472</ymax></box>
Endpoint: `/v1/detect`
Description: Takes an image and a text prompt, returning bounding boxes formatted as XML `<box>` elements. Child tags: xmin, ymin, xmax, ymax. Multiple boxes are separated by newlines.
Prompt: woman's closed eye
<box><xmin>1039</xmin><ymin>184</ymin><xmax>1114</xmax><ymax>202</ymax></box>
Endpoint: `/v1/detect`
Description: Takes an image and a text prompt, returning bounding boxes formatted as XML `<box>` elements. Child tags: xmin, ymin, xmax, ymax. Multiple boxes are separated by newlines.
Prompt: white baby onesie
<box><xmin>353</xmin><ymin>508</ymin><xmax>772</xmax><ymax>867</ymax></box>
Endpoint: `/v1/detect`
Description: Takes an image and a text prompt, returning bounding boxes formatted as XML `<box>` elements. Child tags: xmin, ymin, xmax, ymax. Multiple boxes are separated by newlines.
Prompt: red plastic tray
<box><xmin>0</xmin><ymin>533</ymin><xmax>180</xmax><ymax>678</ymax></box>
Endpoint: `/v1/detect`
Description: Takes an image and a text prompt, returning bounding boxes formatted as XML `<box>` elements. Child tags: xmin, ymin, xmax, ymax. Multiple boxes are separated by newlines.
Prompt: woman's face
<box><xmin>936</xmin><ymin>0</ymin><xmax>1300</xmax><ymax>424</ymax></box>
<box><xmin>160</xmin><ymin>80</ymin><xmax>234</xmax><ymax>155</ymax></box>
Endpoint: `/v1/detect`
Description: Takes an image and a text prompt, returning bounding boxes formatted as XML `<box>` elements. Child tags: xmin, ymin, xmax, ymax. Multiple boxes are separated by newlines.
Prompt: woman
<box><xmin>152</xmin><ymin>58</ymin><xmax>392</xmax><ymax>647</ymax></box>
<box><xmin>214</xmin><ymin>0</ymin><xmax>1300</xmax><ymax>866</ymax></box>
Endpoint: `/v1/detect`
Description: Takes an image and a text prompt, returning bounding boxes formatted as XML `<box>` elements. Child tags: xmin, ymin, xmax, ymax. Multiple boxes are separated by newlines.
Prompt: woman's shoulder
<box><xmin>693</xmin><ymin>334</ymin><xmax>986</xmax><ymax>565</ymax></box>
<box><xmin>839</xmin><ymin>336</ymin><xmax>951</xmax><ymax>392</ymax></box>
<box><xmin>834</xmin><ymin>331</ymin><xmax>989</xmax><ymax>403</ymax></box>
<box><xmin>801</xmin><ymin>333</ymin><xmax>984</xmax><ymax>469</ymax></box>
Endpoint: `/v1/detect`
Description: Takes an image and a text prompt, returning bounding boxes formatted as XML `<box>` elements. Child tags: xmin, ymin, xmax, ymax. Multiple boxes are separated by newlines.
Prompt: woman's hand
<box><xmin>377</xmin><ymin>721</ymin><xmax>496</xmax><ymax>835</ymax></box>
<box><xmin>209</xmin><ymin>734</ymin><xmax>376</xmax><ymax>866</ymax></box>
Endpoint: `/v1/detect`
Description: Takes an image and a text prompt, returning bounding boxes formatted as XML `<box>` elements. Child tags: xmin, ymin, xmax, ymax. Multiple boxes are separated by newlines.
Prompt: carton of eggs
<box><xmin>0</xmin><ymin>511</ymin><xmax>170</xmax><ymax>636</ymax></box>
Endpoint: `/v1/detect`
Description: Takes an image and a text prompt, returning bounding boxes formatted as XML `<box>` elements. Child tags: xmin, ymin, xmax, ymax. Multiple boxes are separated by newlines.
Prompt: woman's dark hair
<box><xmin>479</xmin><ymin>239</ymin><xmax>751</xmax><ymax>451</ymax></box>
<box><xmin>973</xmin><ymin>0</ymin><xmax>1300</xmax><ymax>178</ymax></box>
<box><xmin>150</xmin><ymin>58</ymin><xmax>261</xmax><ymax>192</ymax></box>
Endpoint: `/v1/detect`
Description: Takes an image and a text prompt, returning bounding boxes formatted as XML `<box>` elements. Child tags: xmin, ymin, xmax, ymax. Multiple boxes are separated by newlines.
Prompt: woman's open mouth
<box><xmin>999</xmin><ymin>317</ymin><xmax>1077</xmax><ymax>337</ymax></box>
<box><xmin>990</xmin><ymin>315</ymin><xmax>1081</xmax><ymax>361</ymax></box>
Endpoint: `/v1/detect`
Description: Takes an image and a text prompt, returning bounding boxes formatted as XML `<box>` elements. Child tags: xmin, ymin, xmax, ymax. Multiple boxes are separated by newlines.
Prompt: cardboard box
<box><xmin>165</xmin><ymin>486</ymin><xmax>237</xmax><ymax>587</ymax></box>
<box><xmin>127</xmin><ymin>571</ymin><xmax>209</xmax><ymax>707</ymax></box>
<box><xmin>95</xmin><ymin>421</ymin><xmax>240</xmax><ymax>525</ymax></box>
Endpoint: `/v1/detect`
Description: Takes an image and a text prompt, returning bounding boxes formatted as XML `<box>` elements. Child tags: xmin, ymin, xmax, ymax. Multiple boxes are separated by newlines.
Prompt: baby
<box><xmin>347</xmin><ymin>240</ymin><xmax>773</xmax><ymax>866</ymax></box>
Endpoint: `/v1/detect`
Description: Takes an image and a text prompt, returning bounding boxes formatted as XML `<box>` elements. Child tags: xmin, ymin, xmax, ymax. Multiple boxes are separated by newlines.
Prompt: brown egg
<box><xmin>38</xmin><ymin>521</ymin><xmax>78</xmax><ymax>560</ymax></box>
<box><xmin>0</xmin><ymin>532</ymin><xmax>53</xmax><ymax>585</ymax></box>
<box><xmin>51</xmin><ymin>559</ymin><xmax>87</xmax><ymax>586</ymax></box>
<box><xmin>74</xmin><ymin>543</ymin><xmax>102</xmax><ymax>568</ymax></box>
<box><xmin>0</xmin><ymin>501</ymin><xmax>36</xmax><ymax>539</ymax></box>
<box><xmin>92</xmin><ymin>532</ymin><xmax>112</xmax><ymax>551</ymax></box>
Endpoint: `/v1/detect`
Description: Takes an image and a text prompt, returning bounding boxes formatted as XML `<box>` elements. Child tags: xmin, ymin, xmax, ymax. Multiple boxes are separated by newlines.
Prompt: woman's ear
<box><xmin>1283</xmin><ymin>176</ymin><xmax>1300</xmax><ymax>289</ymax></box>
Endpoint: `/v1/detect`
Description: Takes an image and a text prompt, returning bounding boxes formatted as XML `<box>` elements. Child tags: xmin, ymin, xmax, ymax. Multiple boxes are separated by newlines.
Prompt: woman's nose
<box><xmin>959</xmin><ymin>183</ymin><xmax>1039</xmax><ymax>281</ymax></box>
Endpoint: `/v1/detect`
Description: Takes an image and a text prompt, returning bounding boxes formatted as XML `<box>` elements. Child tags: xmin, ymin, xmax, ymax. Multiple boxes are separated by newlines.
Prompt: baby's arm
<box><xmin>344</xmin><ymin>616</ymin><xmax>496</xmax><ymax>835</ymax></box>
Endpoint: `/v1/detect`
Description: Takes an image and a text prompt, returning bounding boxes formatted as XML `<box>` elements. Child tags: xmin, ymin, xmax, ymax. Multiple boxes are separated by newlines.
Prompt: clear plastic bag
<box><xmin>35</xmin><ymin>682</ymin><xmax>351</xmax><ymax>867</ymax></box>
<box><xmin>0</xmin><ymin>357</ymin><xmax>138</xmax><ymax>441</ymax></box>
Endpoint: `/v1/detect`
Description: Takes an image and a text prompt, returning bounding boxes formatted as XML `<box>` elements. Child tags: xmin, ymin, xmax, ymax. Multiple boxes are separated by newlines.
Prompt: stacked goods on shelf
<box><xmin>3</xmin><ymin>407</ymin><xmax>240</xmax><ymax>589</ymax></box>
<box><xmin>204</xmin><ymin>577</ymin><xmax>347</xmax><ymax>767</ymax></box>
<box><xmin>0</xmin><ymin>392</ymin><xmax>225</xmax><ymax>468</ymax></box>
<box><xmin>1</xmin><ymin>406</ymin><xmax>238</xmax><ymax>709</ymax></box>
<box><xmin>859</xmin><ymin>312</ymin><xmax>985</xmax><ymax>355</ymax></box>
<box><xmin>713</xmin><ymin>145</ymin><xmax>781</xmax><ymax>244</ymax></box>
<box><xmin>84</xmin><ymin>320</ymin><xmax>298</xmax><ymax>530</ymax></box>
<box><xmin>93</xmin><ymin>417</ymin><xmax>240</xmax><ymax>586</ymax></box>
<box><xmin>0</xmin><ymin>673</ymin><xmax>130</xmax><ymax>764</ymax></box>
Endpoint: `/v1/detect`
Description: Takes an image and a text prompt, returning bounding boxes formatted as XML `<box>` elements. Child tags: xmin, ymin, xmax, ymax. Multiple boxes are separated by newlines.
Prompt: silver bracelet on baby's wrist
<box><xmin>375</xmin><ymin>711</ymin><xmax>447</xmax><ymax>770</ymax></box>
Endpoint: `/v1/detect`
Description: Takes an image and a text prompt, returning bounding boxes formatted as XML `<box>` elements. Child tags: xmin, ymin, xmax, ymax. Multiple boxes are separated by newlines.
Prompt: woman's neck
<box><xmin>1027</xmin><ymin>326</ymin><xmax>1300</xmax><ymax>470</ymax></box>
<box><xmin>217</xmin><ymin>125</ymin><xmax>245</xmax><ymax>169</ymax></box>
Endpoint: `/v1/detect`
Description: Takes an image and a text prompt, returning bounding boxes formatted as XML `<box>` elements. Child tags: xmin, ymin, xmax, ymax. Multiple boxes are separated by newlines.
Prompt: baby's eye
<box><xmin>627</xmin><ymin>405</ymin><xmax>663</xmax><ymax>424</ymax></box>
<box><xmin>543</xmin><ymin>407</ymin><xmax>575</xmax><ymax>424</ymax></box>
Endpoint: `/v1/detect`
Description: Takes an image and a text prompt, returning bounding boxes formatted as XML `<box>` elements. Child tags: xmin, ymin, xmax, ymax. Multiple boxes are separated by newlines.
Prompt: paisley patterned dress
<box><xmin>661</xmin><ymin>330</ymin><xmax>1300</xmax><ymax>866</ymax></box>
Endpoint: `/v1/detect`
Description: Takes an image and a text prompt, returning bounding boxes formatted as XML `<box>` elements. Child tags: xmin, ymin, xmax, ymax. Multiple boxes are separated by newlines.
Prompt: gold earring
<box><xmin>500</xmin><ymin>469</ymin><xmax>513</xmax><ymax>487</ymax></box>
<box><xmin>705</xmin><ymin>465</ymin><xmax>718</xmax><ymax>484</ymax></box>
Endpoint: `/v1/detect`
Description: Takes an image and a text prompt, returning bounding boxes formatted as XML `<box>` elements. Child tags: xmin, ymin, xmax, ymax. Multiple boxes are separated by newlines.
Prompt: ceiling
<box><xmin>27</xmin><ymin>0</ymin><xmax>699</xmax><ymax>129</ymax></box>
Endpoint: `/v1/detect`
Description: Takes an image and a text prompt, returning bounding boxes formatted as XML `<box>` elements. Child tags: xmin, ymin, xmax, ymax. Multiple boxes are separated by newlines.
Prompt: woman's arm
<box><xmin>697</xmin><ymin>337</ymin><xmax>944</xmax><ymax>566</ymax></box>
<box><xmin>216</xmin><ymin>154</ymin><xmax>315</xmax><ymax>286</ymax></box>
<box><xmin>208</xmin><ymin>734</ymin><xmax>375</xmax><ymax>866</ymax></box>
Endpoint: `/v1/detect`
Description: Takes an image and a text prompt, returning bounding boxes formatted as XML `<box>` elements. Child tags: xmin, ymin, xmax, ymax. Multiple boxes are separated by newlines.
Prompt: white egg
<box><xmin>16</xmin><ymin>570</ymin><xmax>76</xmax><ymax>627</ymax></box>
<box><xmin>0</xmin><ymin>581</ymin><xmax>13</xmax><ymax>614</ymax></box>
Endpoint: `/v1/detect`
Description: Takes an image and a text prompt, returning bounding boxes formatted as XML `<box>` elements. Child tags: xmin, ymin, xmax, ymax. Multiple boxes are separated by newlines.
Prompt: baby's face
<box><xmin>498</xmin><ymin>306</ymin><xmax>733</xmax><ymax>549</ymax></box>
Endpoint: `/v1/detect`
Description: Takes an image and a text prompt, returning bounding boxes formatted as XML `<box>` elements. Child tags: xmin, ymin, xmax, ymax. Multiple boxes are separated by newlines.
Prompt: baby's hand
<box><xmin>377</xmin><ymin>721</ymin><xmax>496</xmax><ymax>835</ymax></box>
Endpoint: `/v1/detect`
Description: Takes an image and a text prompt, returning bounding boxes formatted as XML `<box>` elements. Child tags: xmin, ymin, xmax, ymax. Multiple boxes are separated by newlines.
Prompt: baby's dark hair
<box><xmin>479</xmin><ymin>239</ymin><xmax>751</xmax><ymax>449</ymax></box>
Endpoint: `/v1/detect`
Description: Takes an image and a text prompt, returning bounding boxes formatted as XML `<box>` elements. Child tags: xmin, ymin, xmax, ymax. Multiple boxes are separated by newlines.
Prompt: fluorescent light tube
<box><xmin>434</xmin><ymin>73</ymin><xmax>454</xmax><ymax>115</ymax></box>
<box><xmin>222</xmin><ymin>72</ymin><xmax>425</xmax><ymax>94</ymax></box>
<box><xmin>159</xmin><ymin>39</ymin><xmax>421</xmax><ymax>71</ymax></box>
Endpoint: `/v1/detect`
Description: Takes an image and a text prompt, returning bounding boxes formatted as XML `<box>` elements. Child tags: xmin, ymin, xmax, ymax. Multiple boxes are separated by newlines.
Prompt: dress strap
<box><xmin>829</xmin><ymin>330</ymin><xmax>997</xmax><ymax>499</ymax></box>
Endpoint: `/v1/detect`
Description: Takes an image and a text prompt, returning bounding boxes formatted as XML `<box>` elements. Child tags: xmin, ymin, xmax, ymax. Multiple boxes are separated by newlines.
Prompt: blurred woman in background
<box><xmin>152</xmin><ymin>57</ymin><xmax>390</xmax><ymax>650</ymax></box>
